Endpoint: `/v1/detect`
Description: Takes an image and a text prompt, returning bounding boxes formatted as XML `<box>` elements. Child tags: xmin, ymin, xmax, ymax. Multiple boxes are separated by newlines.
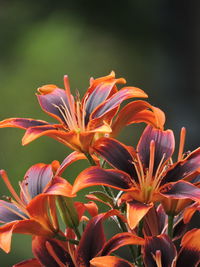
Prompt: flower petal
<box><xmin>22</xmin><ymin>124</ymin><xmax>65</xmax><ymax>145</ymax></box>
<box><xmin>56</xmin><ymin>151</ymin><xmax>86</xmax><ymax>176</ymax></box>
<box><xmin>72</xmin><ymin>167</ymin><xmax>134</xmax><ymax>195</ymax></box>
<box><xmin>44</xmin><ymin>176</ymin><xmax>74</xmax><ymax>197</ymax></box>
<box><xmin>0</xmin><ymin>118</ymin><xmax>49</xmax><ymax>129</ymax></box>
<box><xmin>76</xmin><ymin>210</ymin><xmax>123</xmax><ymax>266</ymax></box>
<box><xmin>143</xmin><ymin>234</ymin><xmax>177</xmax><ymax>267</ymax></box>
<box><xmin>176</xmin><ymin>229</ymin><xmax>200</xmax><ymax>267</ymax></box>
<box><xmin>91</xmin><ymin>86</ymin><xmax>148</xmax><ymax>120</ymax></box>
<box><xmin>37</xmin><ymin>87</ymin><xmax>71</xmax><ymax>123</ymax></box>
<box><xmin>20</xmin><ymin>163</ymin><xmax>54</xmax><ymax>204</ymax></box>
<box><xmin>13</xmin><ymin>258</ymin><xmax>41</xmax><ymax>267</ymax></box>
<box><xmin>100</xmin><ymin>232</ymin><xmax>144</xmax><ymax>256</ymax></box>
<box><xmin>90</xmin><ymin>256</ymin><xmax>134</xmax><ymax>267</ymax></box>
<box><xmin>112</xmin><ymin>100</ymin><xmax>165</xmax><ymax>136</ymax></box>
<box><xmin>0</xmin><ymin>219</ymin><xmax>53</xmax><ymax>253</ymax></box>
<box><xmin>93</xmin><ymin>137</ymin><xmax>137</xmax><ymax>180</ymax></box>
<box><xmin>0</xmin><ymin>200</ymin><xmax>28</xmax><ymax>223</ymax></box>
<box><xmin>32</xmin><ymin>236</ymin><xmax>72</xmax><ymax>267</ymax></box>
<box><xmin>126</xmin><ymin>200</ymin><xmax>153</xmax><ymax>229</ymax></box>
<box><xmin>137</xmin><ymin>125</ymin><xmax>175</xmax><ymax>174</ymax></box>
<box><xmin>183</xmin><ymin>202</ymin><xmax>200</xmax><ymax>224</ymax></box>
<box><xmin>161</xmin><ymin>147</ymin><xmax>200</xmax><ymax>185</ymax></box>
<box><xmin>84</xmin><ymin>72</ymin><xmax>126</xmax><ymax>124</ymax></box>
<box><xmin>160</xmin><ymin>180</ymin><xmax>200</xmax><ymax>201</ymax></box>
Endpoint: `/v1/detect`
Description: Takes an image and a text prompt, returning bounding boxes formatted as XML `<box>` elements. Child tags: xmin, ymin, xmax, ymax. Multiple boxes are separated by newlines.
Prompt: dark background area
<box><xmin>0</xmin><ymin>1</ymin><xmax>199</xmax><ymax>266</ymax></box>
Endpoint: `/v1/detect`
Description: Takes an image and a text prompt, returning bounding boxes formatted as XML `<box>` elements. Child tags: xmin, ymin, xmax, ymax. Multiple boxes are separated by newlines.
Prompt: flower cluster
<box><xmin>0</xmin><ymin>72</ymin><xmax>199</xmax><ymax>267</ymax></box>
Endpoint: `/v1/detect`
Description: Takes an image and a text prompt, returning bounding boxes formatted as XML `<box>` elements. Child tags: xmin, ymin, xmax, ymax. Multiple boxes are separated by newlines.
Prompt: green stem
<box><xmin>117</xmin><ymin>217</ymin><xmax>136</xmax><ymax>263</ymax></box>
<box><xmin>168</xmin><ymin>214</ymin><xmax>174</xmax><ymax>239</ymax></box>
<box><xmin>136</xmin><ymin>219</ymin><xmax>144</xmax><ymax>267</ymax></box>
<box><xmin>85</xmin><ymin>152</ymin><xmax>96</xmax><ymax>166</ymax></box>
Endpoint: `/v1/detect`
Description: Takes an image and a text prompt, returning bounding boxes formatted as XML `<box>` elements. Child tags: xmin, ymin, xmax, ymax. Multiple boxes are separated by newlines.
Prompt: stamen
<box><xmin>60</xmin><ymin>97</ymin><xmax>78</xmax><ymax>130</ymax></box>
<box><xmin>63</xmin><ymin>75</ymin><xmax>77</xmax><ymax>124</ymax></box>
<box><xmin>46</xmin><ymin>241</ymin><xmax>66</xmax><ymax>267</ymax></box>
<box><xmin>0</xmin><ymin>170</ymin><xmax>25</xmax><ymax>208</ymax></box>
<box><xmin>76</xmin><ymin>101</ymin><xmax>82</xmax><ymax>131</ymax></box>
<box><xmin>147</xmin><ymin>140</ymin><xmax>155</xmax><ymax>185</ymax></box>
<box><xmin>152</xmin><ymin>250</ymin><xmax>162</xmax><ymax>267</ymax></box>
<box><xmin>53</xmin><ymin>103</ymin><xmax>74</xmax><ymax>130</ymax></box>
<box><xmin>153</xmin><ymin>153</ymin><xmax>166</xmax><ymax>186</ymax></box>
<box><xmin>81</xmin><ymin>93</ymin><xmax>89</xmax><ymax>131</ymax></box>
<box><xmin>178</xmin><ymin>127</ymin><xmax>186</xmax><ymax>161</ymax></box>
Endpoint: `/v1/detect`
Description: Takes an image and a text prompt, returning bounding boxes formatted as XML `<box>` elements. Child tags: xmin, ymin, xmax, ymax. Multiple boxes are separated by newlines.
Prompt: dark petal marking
<box><xmin>101</xmin><ymin>232</ymin><xmax>144</xmax><ymax>256</ymax></box>
<box><xmin>0</xmin><ymin>201</ymin><xmax>28</xmax><ymax>223</ymax></box>
<box><xmin>143</xmin><ymin>234</ymin><xmax>176</xmax><ymax>267</ymax></box>
<box><xmin>84</xmin><ymin>80</ymin><xmax>118</xmax><ymax>125</ymax></box>
<box><xmin>20</xmin><ymin>164</ymin><xmax>53</xmax><ymax>204</ymax></box>
<box><xmin>138</xmin><ymin>125</ymin><xmax>175</xmax><ymax>175</ymax></box>
<box><xmin>161</xmin><ymin>147</ymin><xmax>200</xmax><ymax>185</ymax></box>
<box><xmin>160</xmin><ymin>181</ymin><xmax>200</xmax><ymax>201</ymax></box>
<box><xmin>91</xmin><ymin>87</ymin><xmax>147</xmax><ymax>119</ymax></box>
<box><xmin>93</xmin><ymin>138</ymin><xmax>138</xmax><ymax>181</ymax></box>
<box><xmin>76</xmin><ymin>214</ymin><xmax>106</xmax><ymax>267</ymax></box>
<box><xmin>72</xmin><ymin>167</ymin><xmax>134</xmax><ymax>194</ymax></box>
<box><xmin>37</xmin><ymin>88</ymin><xmax>70</xmax><ymax>123</ymax></box>
<box><xmin>32</xmin><ymin>236</ymin><xmax>74</xmax><ymax>267</ymax></box>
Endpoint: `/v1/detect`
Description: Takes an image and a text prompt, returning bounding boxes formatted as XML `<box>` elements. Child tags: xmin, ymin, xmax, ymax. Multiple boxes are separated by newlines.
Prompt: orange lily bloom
<box><xmin>91</xmin><ymin>229</ymin><xmax>200</xmax><ymax>267</ymax></box>
<box><xmin>0</xmin><ymin>72</ymin><xmax>165</xmax><ymax>153</ymax></box>
<box><xmin>0</xmin><ymin>161</ymin><xmax>74</xmax><ymax>253</ymax></box>
<box><xmin>72</xmin><ymin>125</ymin><xmax>200</xmax><ymax>229</ymax></box>
<box><xmin>13</xmin><ymin>210</ymin><xmax>138</xmax><ymax>267</ymax></box>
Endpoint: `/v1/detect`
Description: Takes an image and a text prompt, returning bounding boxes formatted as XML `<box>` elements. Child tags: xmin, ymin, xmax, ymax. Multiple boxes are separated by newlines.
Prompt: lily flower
<box><xmin>91</xmin><ymin>228</ymin><xmax>200</xmax><ymax>267</ymax></box>
<box><xmin>72</xmin><ymin>125</ymin><xmax>200</xmax><ymax>229</ymax></box>
<box><xmin>0</xmin><ymin>72</ymin><xmax>165</xmax><ymax>153</ymax></box>
<box><xmin>13</xmin><ymin>210</ymin><xmax>136</xmax><ymax>267</ymax></box>
<box><xmin>0</xmin><ymin>161</ymin><xmax>74</xmax><ymax>253</ymax></box>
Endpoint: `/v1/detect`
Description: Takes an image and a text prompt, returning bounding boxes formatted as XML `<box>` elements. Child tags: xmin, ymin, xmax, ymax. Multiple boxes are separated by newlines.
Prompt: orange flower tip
<box><xmin>37</xmin><ymin>84</ymin><xmax>57</xmax><ymax>95</ymax></box>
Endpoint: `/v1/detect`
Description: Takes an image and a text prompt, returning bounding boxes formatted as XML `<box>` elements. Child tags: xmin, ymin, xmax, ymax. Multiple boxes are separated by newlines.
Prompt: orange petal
<box><xmin>90</xmin><ymin>256</ymin><xmax>134</xmax><ymax>267</ymax></box>
<box><xmin>126</xmin><ymin>200</ymin><xmax>153</xmax><ymax>229</ymax></box>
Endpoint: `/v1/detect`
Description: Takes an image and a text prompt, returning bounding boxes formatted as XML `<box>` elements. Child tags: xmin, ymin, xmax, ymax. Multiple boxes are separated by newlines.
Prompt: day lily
<box><xmin>0</xmin><ymin>72</ymin><xmax>165</xmax><ymax>153</ymax></box>
<box><xmin>13</xmin><ymin>210</ymin><xmax>138</xmax><ymax>267</ymax></box>
<box><xmin>91</xmin><ymin>228</ymin><xmax>200</xmax><ymax>267</ymax></box>
<box><xmin>0</xmin><ymin>161</ymin><xmax>74</xmax><ymax>253</ymax></box>
<box><xmin>72</xmin><ymin>125</ymin><xmax>200</xmax><ymax>229</ymax></box>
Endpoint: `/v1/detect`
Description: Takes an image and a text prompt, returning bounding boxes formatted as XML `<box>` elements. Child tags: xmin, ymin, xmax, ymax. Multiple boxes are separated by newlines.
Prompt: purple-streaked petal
<box><xmin>37</xmin><ymin>88</ymin><xmax>70</xmax><ymax>123</ymax></box>
<box><xmin>0</xmin><ymin>201</ymin><xmax>28</xmax><ymax>223</ymax></box>
<box><xmin>76</xmin><ymin>214</ymin><xmax>106</xmax><ymax>266</ymax></box>
<box><xmin>91</xmin><ymin>86</ymin><xmax>147</xmax><ymax>119</ymax></box>
<box><xmin>161</xmin><ymin>147</ymin><xmax>200</xmax><ymax>185</ymax></box>
<box><xmin>100</xmin><ymin>232</ymin><xmax>144</xmax><ymax>256</ymax></box>
<box><xmin>93</xmin><ymin>137</ymin><xmax>138</xmax><ymax>181</ymax></box>
<box><xmin>56</xmin><ymin>151</ymin><xmax>86</xmax><ymax>176</ymax></box>
<box><xmin>20</xmin><ymin>163</ymin><xmax>54</xmax><ymax>204</ymax></box>
<box><xmin>0</xmin><ymin>118</ymin><xmax>49</xmax><ymax>129</ymax></box>
<box><xmin>72</xmin><ymin>167</ymin><xmax>134</xmax><ymax>195</ymax></box>
<box><xmin>32</xmin><ymin>236</ymin><xmax>73</xmax><ymax>267</ymax></box>
<box><xmin>137</xmin><ymin>125</ymin><xmax>175</xmax><ymax>174</ymax></box>
<box><xmin>160</xmin><ymin>180</ymin><xmax>200</xmax><ymax>201</ymax></box>
<box><xmin>84</xmin><ymin>74</ymin><xmax>125</xmax><ymax>124</ymax></box>
<box><xmin>143</xmin><ymin>234</ymin><xmax>177</xmax><ymax>267</ymax></box>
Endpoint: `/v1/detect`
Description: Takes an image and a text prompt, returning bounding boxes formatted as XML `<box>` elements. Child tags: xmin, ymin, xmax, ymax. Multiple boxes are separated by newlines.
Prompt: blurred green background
<box><xmin>0</xmin><ymin>0</ymin><xmax>200</xmax><ymax>266</ymax></box>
